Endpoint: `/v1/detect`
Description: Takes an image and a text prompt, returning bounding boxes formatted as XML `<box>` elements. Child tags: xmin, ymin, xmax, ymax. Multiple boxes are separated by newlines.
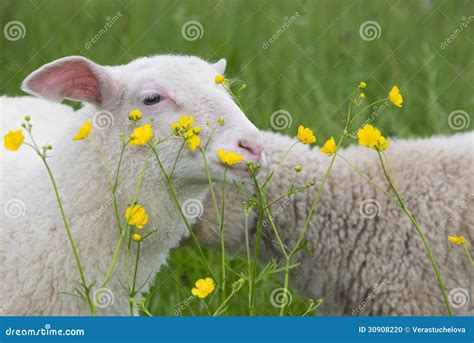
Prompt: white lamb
<box><xmin>195</xmin><ymin>130</ymin><xmax>474</xmax><ymax>316</ymax></box>
<box><xmin>0</xmin><ymin>55</ymin><xmax>263</xmax><ymax>315</ymax></box>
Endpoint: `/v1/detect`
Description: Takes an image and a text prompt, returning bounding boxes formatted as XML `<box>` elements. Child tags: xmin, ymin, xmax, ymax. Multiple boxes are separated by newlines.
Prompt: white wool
<box><xmin>0</xmin><ymin>54</ymin><xmax>263</xmax><ymax>315</ymax></box>
<box><xmin>196</xmin><ymin>130</ymin><xmax>474</xmax><ymax>315</ymax></box>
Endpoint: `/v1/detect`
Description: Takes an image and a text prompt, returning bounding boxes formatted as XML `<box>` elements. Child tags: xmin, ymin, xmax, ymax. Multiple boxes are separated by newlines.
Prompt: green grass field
<box><xmin>1</xmin><ymin>0</ymin><xmax>472</xmax><ymax>315</ymax></box>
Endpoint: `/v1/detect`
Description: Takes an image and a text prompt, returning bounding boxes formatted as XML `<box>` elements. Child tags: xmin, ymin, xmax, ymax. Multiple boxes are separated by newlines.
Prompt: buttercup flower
<box><xmin>125</xmin><ymin>204</ymin><xmax>149</xmax><ymax>229</ymax></box>
<box><xmin>320</xmin><ymin>137</ymin><xmax>337</xmax><ymax>156</ymax></box>
<box><xmin>447</xmin><ymin>236</ymin><xmax>465</xmax><ymax>245</ymax></box>
<box><xmin>217</xmin><ymin>149</ymin><xmax>243</xmax><ymax>166</ymax></box>
<box><xmin>172</xmin><ymin>115</ymin><xmax>194</xmax><ymax>134</ymax></box>
<box><xmin>72</xmin><ymin>120</ymin><xmax>91</xmax><ymax>141</ymax></box>
<box><xmin>359</xmin><ymin>93</ymin><xmax>366</xmax><ymax>99</ymax></box>
<box><xmin>359</xmin><ymin>81</ymin><xmax>367</xmax><ymax>89</ymax></box>
<box><xmin>191</xmin><ymin>277</ymin><xmax>215</xmax><ymax>299</ymax></box>
<box><xmin>297</xmin><ymin>125</ymin><xmax>316</xmax><ymax>145</ymax></box>
<box><xmin>374</xmin><ymin>136</ymin><xmax>389</xmax><ymax>151</ymax></box>
<box><xmin>388</xmin><ymin>85</ymin><xmax>403</xmax><ymax>108</ymax></box>
<box><xmin>132</xmin><ymin>233</ymin><xmax>142</xmax><ymax>242</ymax></box>
<box><xmin>357</xmin><ymin>124</ymin><xmax>382</xmax><ymax>149</ymax></box>
<box><xmin>129</xmin><ymin>109</ymin><xmax>142</xmax><ymax>121</ymax></box>
<box><xmin>4</xmin><ymin>130</ymin><xmax>25</xmax><ymax>151</ymax></box>
<box><xmin>186</xmin><ymin>131</ymin><xmax>201</xmax><ymax>152</ymax></box>
<box><xmin>129</xmin><ymin>124</ymin><xmax>153</xmax><ymax>145</ymax></box>
<box><xmin>215</xmin><ymin>74</ymin><xmax>225</xmax><ymax>84</ymax></box>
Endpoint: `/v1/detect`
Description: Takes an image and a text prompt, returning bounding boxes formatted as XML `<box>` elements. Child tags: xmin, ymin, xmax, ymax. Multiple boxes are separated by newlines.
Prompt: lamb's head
<box><xmin>21</xmin><ymin>55</ymin><xmax>263</xmax><ymax>182</ymax></box>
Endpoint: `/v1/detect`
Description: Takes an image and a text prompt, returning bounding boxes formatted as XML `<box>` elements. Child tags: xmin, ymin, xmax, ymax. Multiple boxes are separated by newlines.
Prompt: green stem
<box><xmin>220</xmin><ymin>168</ymin><xmax>227</xmax><ymax>309</ymax></box>
<box><xmin>150</xmin><ymin>144</ymin><xmax>215</xmax><ymax>278</ymax></box>
<box><xmin>336</xmin><ymin>153</ymin><xmax>397</xmax><ymax>202</ymax></box>
<box><xmin>27</xmin><ymin>129</ymin><xmax>95</xmax><ymax>314</ymax></box>
<box><xmin>243</xmin><ymin>211</ymin><xmax>253</xmax><ymax>315</ymax></box>
<box><xmin>42</xmin><ymin>158</ymin><xmax>95</xmax><ymax>315</ymax></box>
<box><xmin>169</xmin><ymin>140</ymin><xmax>186</xmax><ymax>180</ymax></box>
<box><xmin>376</xmin><ymin>151</ymin><xmax>452</xmax><ymax>316</ymax></box>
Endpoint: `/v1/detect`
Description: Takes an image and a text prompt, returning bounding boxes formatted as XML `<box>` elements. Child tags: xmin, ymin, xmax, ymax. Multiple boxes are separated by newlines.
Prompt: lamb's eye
<box><xmin>143</xmin><ymin>94</ymin><xmax>161</xmax><ymax>105</ymax></box>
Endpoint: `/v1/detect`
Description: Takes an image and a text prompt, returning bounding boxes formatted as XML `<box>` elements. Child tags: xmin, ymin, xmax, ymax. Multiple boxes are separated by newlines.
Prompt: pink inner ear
<box><xmin>27</xmin><ymin>61</ymin><xmax>102</xmax><ymax>104</ymax></box>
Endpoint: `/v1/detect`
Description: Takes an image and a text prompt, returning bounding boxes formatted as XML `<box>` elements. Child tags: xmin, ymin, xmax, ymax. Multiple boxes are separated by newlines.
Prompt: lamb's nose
<box><xmin>238</xmin><ymin>138</ymin><xmax>263</xmax><ymax>163</ymax></box>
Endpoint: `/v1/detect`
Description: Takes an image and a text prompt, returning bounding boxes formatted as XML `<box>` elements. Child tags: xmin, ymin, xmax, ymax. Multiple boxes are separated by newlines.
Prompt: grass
<box><xmin>1</xmin><ymin>0</ymin><xmax>472</xmax><ymax>315</ymax></box>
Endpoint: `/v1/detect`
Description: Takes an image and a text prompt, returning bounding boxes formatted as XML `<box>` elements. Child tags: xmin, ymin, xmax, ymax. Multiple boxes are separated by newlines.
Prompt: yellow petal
<box><xmin>73</xmin><ymin>120</ymin><xmax>92</xmax><ymax>141</ymax></box>
<box><xmin>4</xmin><ymin>130</ymin><xmax>25</xmax><ymax>151</ymax></box>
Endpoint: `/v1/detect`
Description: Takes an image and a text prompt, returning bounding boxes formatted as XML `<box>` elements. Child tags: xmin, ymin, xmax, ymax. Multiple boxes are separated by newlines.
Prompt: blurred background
<box><xmin>1</xmin><ymin>0</ymin><xmax>472</xmax><ymax>315</ymax></box>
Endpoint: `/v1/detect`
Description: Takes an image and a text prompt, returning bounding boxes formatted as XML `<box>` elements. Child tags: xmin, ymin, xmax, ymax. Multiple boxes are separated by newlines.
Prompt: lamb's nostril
<box><xmin>238</xmin><ymin>138</ymin><xmax>263</xmax><ymax>161</ymax></box>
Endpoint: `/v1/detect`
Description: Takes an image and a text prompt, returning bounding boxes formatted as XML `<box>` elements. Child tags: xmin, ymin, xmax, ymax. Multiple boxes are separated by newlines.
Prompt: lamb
<box><xmin>195</xmin><ymin>130</ymin><xmax>474</xmax><ymax>316</ymax></box>
<box><xmin>0</xmin><ymin>55</ymin><xmax>263</xmax><ymax>315</ymax></box>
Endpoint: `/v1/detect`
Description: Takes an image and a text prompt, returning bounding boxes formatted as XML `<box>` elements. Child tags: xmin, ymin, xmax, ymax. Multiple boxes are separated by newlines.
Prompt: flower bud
<box><xmin>133</xmin><ymin>233</ymin><xmax>142</xmax><ymax>242</ymax></box>
<box><xmin>295</xmin><ymin>165</ymin><xmax>302</xmax><ymax>172</ymax></box>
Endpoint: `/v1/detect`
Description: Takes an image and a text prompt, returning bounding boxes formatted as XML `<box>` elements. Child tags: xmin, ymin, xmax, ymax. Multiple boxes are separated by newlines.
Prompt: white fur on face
<box><xmin>23</xmin><ymin>54</ymin><xmax>264</xmax><ymax>183</ymax></box>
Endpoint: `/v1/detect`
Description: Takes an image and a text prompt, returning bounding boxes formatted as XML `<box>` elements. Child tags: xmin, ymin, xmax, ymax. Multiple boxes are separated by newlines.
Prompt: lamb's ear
<box><xmin>21</xmin><ymin>56</ymin><xmax>120</xmax><ymax>107</ymax></box>
<box><xmin>212</xmin><ymin>58</ymin><xmax>227</xmax><ymax>75</ymax></box>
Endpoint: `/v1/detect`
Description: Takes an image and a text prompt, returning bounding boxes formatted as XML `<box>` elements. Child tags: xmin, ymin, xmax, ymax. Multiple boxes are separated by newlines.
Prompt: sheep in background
<box><xmin>0</xmin><ymin>55</ymin><xmax>263</xmax><ymax>315</ymax></box>
<box><xmin>195</xmin><ymin>130</ymin><xmax>473</xmax><ymax>315</ymax></box>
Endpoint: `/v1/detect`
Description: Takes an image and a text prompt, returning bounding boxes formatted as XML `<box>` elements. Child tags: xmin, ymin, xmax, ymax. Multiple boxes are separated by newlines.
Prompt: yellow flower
<box><xmin>357</xmin><ymin>124</ymin><xmax>382</xmax><ymax>149</ymax></box>
<box><xmin>191</xmin><ymin>277</ymin><xmax>215</xmax><ymax>299</ymax></box>
<box><xmin>72</xmin><ymin>120</ymin><xmax>91</xmax><ymax>141</ymax></box>
<box><xmin>217</xmin><ymin>149</ymin><xmax>244</xmax><ymax>166</ymax></box>
<box><xmin>132</xmin><ymin>233</ymin><xmax>142</xmax><ymax>242</ymax></box>
<box><xmin>320</xmin><ymin>137</ymin><xmax>337</xmax><ymax>156</ymax></box>
<box><xmin>186</xmin><ymin>133</ymin><xmax>201</xmax><ymax>152</ymax></box>
<box><xmin>172</xmin><ymin>115</ymin><xmax>195</xmax><ymax>133</ymax></box>
<box><xmin>388</xmin><ymin>85</ymin><xmax>403</xmax><ymax>108</ymax></box>
<box><xmin>294</xmin><ymin>164</ymin><xmax>302</xmax><ymax>172</ymax></box>
<box><xmin>125</xmin><ymin>205</ymin><xmax>149</xmax><ymax>229</ymax></box>
<box><xmin>374</xmin><ymin>136</ymin><xmax>389</xmax><ymax>151</ymax></box>
<box><xmin>359</xmin><ymin>93</ymin><xmax>366</xmax><ymax>99</ymax></box>
<box><xmin>217</xmin><ymin>117</ymin><xmax>224</xmax><ymax>125</ymax></box>
<box><xmin>359</xmin><ymin>82</ymin><xmax>367</xmax><ymax>89</ymax></box>
<box><xmin>4</xmin><ymin>130</ymin><xmax>25</xmax><ymax>151</ymax></box>
<box><xmin>215</xmin><ymin>74</ymin><xmax>225</xmax><ymax>84</ymax></box>
<box><xmin>297</xmin><ymin>125</ymin><xmax>316</xmax><ymax>145</ymax></box>
<box><xmin>129</xmin><ymin>109</ymin><xmax>142</xmax><ymax>121</ymax></box>
<box><xmin>129</xmin><ymin>124</ymin><xmax>153</xmax><ymax>145</ymax></box>
<box><xmin>447</xmin><ymin>236</ymin><xmax>465</xmax><ymax>245</ymax></box>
